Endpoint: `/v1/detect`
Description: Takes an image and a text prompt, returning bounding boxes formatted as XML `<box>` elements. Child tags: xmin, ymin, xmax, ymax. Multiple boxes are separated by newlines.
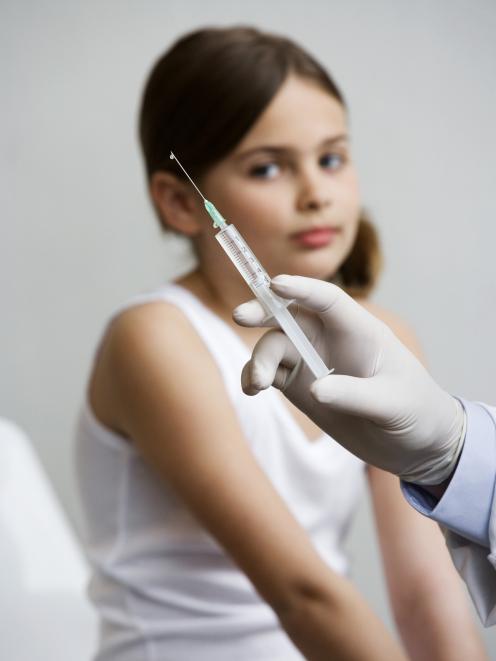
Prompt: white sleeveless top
<box><xmin>75</xmin><ymin>284</ymin><xmax>366</xmax><ymax>661</ymax></box>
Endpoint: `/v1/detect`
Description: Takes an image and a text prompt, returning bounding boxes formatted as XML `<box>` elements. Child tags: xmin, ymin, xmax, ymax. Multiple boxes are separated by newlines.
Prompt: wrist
<box><xmin>402</xmin><ymin>399</ymin><xmax>494</xmax><ymax>547</ymax></box>
<box><xmin>402</xmin><ymin>396</ymin><xmax>466</xmax><ymax>486</ymax></box>
<box><xmin>420</xmin><ymin>399</ymin><xmax>466</xmax><ymax>497</ymax></box>
<box><xmin>420</xmin><ymin>456</ymin><xmax>460</xmax><ymax>499</ymax></box>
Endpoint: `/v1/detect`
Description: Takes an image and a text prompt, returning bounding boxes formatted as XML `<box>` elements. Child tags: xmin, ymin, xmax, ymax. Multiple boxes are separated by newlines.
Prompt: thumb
<box><xmin>310</xmin><ymin>373</ymin><xmax>385</xmax><ymax>422</ymax></box>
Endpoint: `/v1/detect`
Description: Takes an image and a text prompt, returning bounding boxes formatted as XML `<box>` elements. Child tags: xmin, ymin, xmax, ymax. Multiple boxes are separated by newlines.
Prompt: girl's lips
<box><xmin>291</xmin><ymin>227</ymin><xmax>339</xmax><ymax>248</ymax></box>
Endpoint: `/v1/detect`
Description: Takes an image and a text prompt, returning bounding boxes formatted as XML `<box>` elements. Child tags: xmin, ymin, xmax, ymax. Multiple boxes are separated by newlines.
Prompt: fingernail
<box><xmin>271</xmin><ymin>274</ymin><xmax>292</xmax><ymax>289</ymax></box>
<box><xmin>310</xmin><ymin>381</ymin><xmax>325</xmax><ymax>402</ymax></box>
<box><xmin>310</xmin><ymin>379</ymin><xmax>333</xmax><ymax>404</ymax></box>
<box><xmin>232</xmin><ymin>303</ymin><xmax>251</xmax><ymax>322</ymax></box>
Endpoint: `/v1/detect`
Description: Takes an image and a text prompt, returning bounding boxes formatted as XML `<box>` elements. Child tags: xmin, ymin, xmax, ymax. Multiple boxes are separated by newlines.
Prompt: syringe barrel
<box><xmin>216</xmin><ymin>224</ymin><xmax>329</xmax><ymax>380</ymax></box>
<box><xmin>215</xmin><ymin>224</ymin><xmax>270</xmax><ymax>288</ymax></box>
<box><xmin>216</xmin><ymin>224</ymin><xmax>292</xmax><ymax>318</ymax></box>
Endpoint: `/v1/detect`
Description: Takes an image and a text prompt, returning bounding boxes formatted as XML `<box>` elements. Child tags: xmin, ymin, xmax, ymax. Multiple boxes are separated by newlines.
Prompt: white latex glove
<box><xmin>233</xmin><ymin>275</ymin><xmax>465</xmax><ymax>485</ymax></box>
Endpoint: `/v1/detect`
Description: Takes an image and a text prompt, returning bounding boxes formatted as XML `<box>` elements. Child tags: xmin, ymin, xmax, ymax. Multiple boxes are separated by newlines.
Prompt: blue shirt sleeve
<box><xmin>401</xmin><ymin>398</ymin><xmax>496</xmax><ymax>548</ymax></box>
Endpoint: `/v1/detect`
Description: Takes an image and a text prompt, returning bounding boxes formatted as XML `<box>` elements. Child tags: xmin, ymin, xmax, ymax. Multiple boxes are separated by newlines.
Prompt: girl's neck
<box><xmin>176</xmin><ymin>239</ymin><xmax>257</xmax><ymax>318</ymax></box>
<box><xmin>176</xmin><ymin>268</ymin><xmax>239</xmax><ymax>312</ymax></box>
<box><xmin>175</xmin><ymin>266</ymin><xmax>266</xmax><ymax>348</ymax></box>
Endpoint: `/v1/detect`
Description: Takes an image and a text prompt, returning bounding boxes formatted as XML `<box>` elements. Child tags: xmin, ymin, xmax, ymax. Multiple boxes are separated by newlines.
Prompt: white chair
<box><xmin>0</xmin><ymin>418</ymin><xmax>97</xmax><ymax>661</ymax></box>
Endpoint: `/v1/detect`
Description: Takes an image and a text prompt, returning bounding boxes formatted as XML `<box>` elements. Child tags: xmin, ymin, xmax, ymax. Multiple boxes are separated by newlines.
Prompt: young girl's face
<box><xmin>199</xmin><ymin>75</ymin><xmax>361</xmax><ymax>281</ymax></box>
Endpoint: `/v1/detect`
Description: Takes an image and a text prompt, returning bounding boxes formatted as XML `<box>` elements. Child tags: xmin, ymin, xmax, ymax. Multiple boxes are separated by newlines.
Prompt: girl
<box><xmin>76</xmin><ymin>26</ymin><xmax>485</xmax><ymax>660</ymax></box>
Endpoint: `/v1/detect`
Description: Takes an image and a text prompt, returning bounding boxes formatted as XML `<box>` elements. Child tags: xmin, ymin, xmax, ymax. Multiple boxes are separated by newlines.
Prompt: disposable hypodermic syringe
<box><xmin>170</xmin><ymin>152</ymin><xmax>330</xmax><ymax>380</ymax></box>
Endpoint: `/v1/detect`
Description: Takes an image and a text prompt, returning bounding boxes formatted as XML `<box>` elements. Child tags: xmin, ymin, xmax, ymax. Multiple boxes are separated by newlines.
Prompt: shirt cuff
<box><xmin>401</xmin><ymin>398</ymin><xmax>496</xmax><ymax>547</ymax></box>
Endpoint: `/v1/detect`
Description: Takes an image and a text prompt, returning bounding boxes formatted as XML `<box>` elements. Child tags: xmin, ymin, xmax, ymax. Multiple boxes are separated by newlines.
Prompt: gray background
<box><xmin>2</xmin><ymin>0</ymin><xmax>496</xmax><ymax>654</ymax></box>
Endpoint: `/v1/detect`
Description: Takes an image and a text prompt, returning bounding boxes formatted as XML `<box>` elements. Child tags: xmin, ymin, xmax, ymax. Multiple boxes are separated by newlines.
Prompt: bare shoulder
<box><xmin>355</xmin><ymin>298</ymin><xmax>424</xmax><ymax>360</ymax></box>
<box><xmin>107</xmin><ymin>300</ymin><xmax>206</xmax><ymax>359</ymax></box>
<box><xmin>89</xmin><ymin>300</ymin><xmax>220</xmax><ymax>435</ymax></box>
<box><xmin>98</xmin><ymin>300</ymin><xmax>214</xmax><ymax>382</ymax></box>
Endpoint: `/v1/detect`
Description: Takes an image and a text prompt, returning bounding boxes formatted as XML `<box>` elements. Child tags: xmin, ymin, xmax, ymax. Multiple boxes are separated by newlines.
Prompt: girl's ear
<box><xmin>149</xmin><ymin>172</ymin><xmax>203</xmax><ymax>236</ymax></box>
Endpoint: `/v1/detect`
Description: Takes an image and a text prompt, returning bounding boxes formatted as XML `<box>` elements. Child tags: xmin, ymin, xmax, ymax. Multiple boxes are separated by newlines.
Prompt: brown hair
<box><xmin>139</xmin><ymin>25</ymin><xmax>382</xmax><ymax>297</ymax></box>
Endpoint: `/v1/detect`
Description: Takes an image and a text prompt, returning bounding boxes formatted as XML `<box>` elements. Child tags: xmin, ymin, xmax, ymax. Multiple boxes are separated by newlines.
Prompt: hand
<box><xmin>233</xmin><ymin>275</ymin><xmax>465</xmax><ymax>485</ymax></box>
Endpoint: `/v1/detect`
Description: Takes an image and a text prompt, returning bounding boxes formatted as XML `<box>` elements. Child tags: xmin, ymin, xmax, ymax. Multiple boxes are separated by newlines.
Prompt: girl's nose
<box><xmin>296</xmin><ymin>169</ymin><xmax>332</xmax><ymax>212</ymax></box>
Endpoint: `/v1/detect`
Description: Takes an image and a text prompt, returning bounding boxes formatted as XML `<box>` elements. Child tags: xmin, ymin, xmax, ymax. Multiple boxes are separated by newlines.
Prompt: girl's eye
<box><xmin>320</xmin><ymin>152</ymin><xmax>345</xmax><ymax>171</ymax></box>
<box><xmin>249</xmin><ymin>162</ymin><xmax>280</xmax><ymax>179</ymax></box>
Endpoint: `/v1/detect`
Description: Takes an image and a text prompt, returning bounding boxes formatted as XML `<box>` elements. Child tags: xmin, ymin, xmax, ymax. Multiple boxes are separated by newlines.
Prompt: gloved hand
<box><xmin>233</xmin><ymin>275</ymin><xmax>465</xmax><ymax>485</ymax></box>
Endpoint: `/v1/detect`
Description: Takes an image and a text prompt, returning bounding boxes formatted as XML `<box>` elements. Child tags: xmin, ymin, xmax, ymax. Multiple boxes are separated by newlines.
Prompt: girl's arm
<box><xmin>90</xmin><ymin>301</ymin><xmax>406</xmax><ymax>661</ymax></box>
<box><xmin>368</xmin><ymin>468</ymin><xmax>487</xmax><ymax>660</ymax></box>
<box><xmin>362</xmin><ymin>303</ymin><xmax>486</xmax><ymax>660</ymax></box>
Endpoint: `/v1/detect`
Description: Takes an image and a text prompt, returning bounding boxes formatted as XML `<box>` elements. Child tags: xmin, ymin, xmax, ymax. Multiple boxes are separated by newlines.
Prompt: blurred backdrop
<box><xmin>2</xmin><ymin>0</ymin><xmax>496</xmax><ymax>651</ymax></box>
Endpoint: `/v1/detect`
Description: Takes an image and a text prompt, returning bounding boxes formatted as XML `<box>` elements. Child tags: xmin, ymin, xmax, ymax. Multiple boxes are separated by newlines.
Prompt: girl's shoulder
<box><xmin>103</xmin><ymin>297</ymin><xmax>217</xmax><ymax>376</ymax></box>
<box><xmin>111</xmin><ymin>297</ymin><xmax>193</xmax><ymax>341</ymax></box>
<box><xmin>88</xmin><ymin>297</ymin><xmax>220</xmax><ymax>436</ymax></box>
<box><xmin>355</xmin><ymin>298</ymin><xmax>423</xmax><ymax>359</ymax></box>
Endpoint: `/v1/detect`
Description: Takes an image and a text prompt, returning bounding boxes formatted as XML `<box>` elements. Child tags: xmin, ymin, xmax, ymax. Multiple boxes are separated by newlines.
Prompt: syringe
<box><xmin>170</xmin><ymin>152</ymin><xmax>331</xmax><ymax>380</ymax></box>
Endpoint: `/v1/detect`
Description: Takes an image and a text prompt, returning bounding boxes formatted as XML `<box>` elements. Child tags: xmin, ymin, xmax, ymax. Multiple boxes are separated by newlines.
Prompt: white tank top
<box><xmin>75</xmin><ymin>283</ymin><xmax>365</xmax><ymax>661</ymax></box>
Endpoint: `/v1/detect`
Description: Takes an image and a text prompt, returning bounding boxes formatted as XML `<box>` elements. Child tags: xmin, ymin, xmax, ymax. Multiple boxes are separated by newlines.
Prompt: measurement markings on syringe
<box><xmin>220</xmin><ymin>232</ymin><xmax>268</xmax><ymax>286</ymax></box>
